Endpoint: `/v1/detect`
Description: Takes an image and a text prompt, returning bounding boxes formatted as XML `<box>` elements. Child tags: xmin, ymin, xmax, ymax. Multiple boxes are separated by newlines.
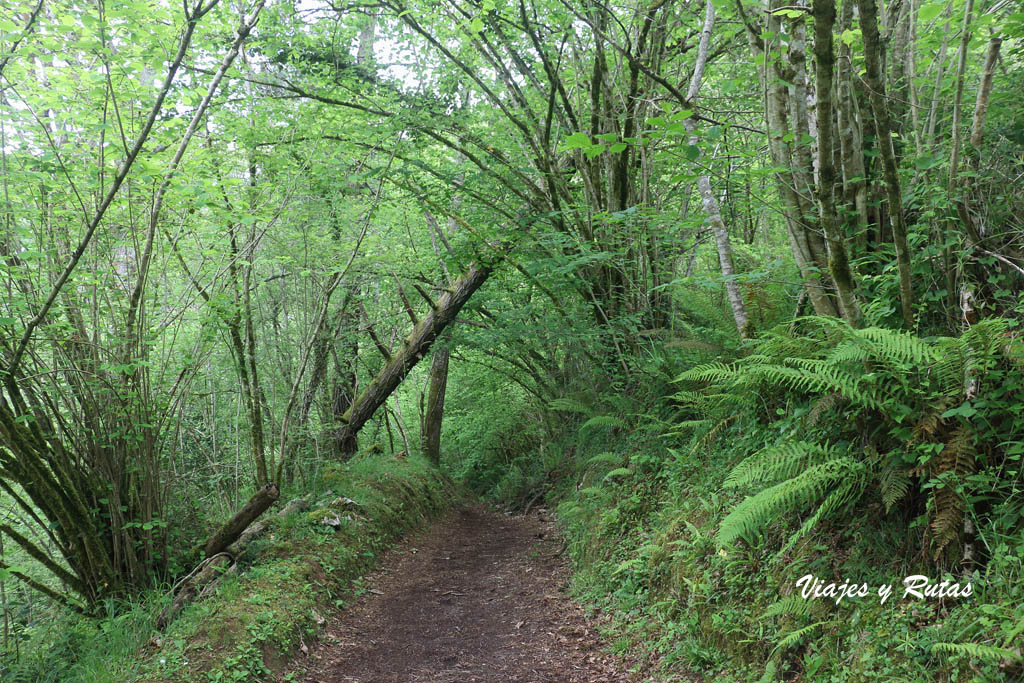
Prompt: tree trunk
<box><xmin>837</xmin><ymin>0</ymin><xmax>869</xmax><ymax>246</ymax></box>
<box><xmin>764</xmin><ymin>0</ymin><xmax>839</xmax><ymax>318</ymax></box>
<box><xmin>203</xmin><ymin>483</ymin><xmax>279</xmax><ymax>559</ymax></box>
<box><xmin>857</xmin><ymin>0</ymin><xmax>915</xmax><ymax>327</ymax></box>
<box><xmin>684</xmin><ymin>0</ymin><xmax>750</xmax><ymax>339</ymax></box>
<box><xmin>925</xmin><ymin>1</ymin><xmax>954</xmax><ymax>144</ymax></box>
<box><xmin>813</xmin><ymin>0</ymin><xmax>862</xmax><ymax>326</ymax></box>
<box><xmin>969</xmin><ymin>37</ymin><xmax>1002</xmax><ymax>151</ymax></box>
<box><xmin>421</xmin><ymin>343</ymin><xmax>450</xmax><ymax>465</ymax></box>
<box><xmin>335</xmin><ymin>260</ymin><xmax>493</xmax><ymax>453</ymax></box>
<box><xmin>947</xmin><ymin>0</ymin><xmax>976</xmax><ymax>185</ymax></box>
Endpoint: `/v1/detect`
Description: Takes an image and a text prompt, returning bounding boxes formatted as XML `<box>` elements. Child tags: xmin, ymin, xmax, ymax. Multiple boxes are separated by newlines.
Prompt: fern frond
<box><xmin>880</xmin><ymin>467</ymin><xmax>912</xmax><ymax>512</ymax></box>
<box><xmin>547</xmin><ymin>398</ymin><xmax>591</xmax><ymax>414</ymax></box>
<box><xmin>760</xmin><ymin>595</ymin><xmax>812</xmax><ymax>621</ymax></box>
<box><xmin>781</xmin><ymin>475</ymin><xmax>866</xmax><ymax>554</ymax></box>
<box><xmin>724</xmin><ymin>441</ymin><xmax>836</xmax><ymax>489</ymax></box>
<box><xmin>579</xmin><ymin>415</ymin><xmax>624</xmax><ymax>435</ymax></box>
<box><xmin>718</xmin><ymin>456</ymin><xmax>863</xmax><ymax>547</ymax></box>
<box><xmin>929</xmin><ymin>426</ymin><xmax>976</xmax><ymax>559</ymax></box>
<box><xmin>858</xmin><ymin>327</ymin><xmax>939</xmax><ymax>366</ymax></box>
<box><xmin>932</xmin><ymin>641</ymin><xmax>1021</xmax><ymax>663</ymax></box>
<box><xmin>671</xmin><ymin>390</ymin><xmax>708</xmax><ymax>407</ymax></box>
<box><xmin>772</xmin><ymin>621</ymin><xmax>825</xmax><ymax>654</ymax></box>
<box><xmin>806</xmin><ymin>392</ymin><xmax>844</xmax><ymax>426</ymax></box>
<box><xmin>689</xmin><ymin>415</ymin><xmax>735</xmax><ymax>457</ymax></box>
<box><xmin>676</xmin><ymin>362</ymin><xmax>737</xmax><ymax>384</ymax></box>
<box><xmin>604</xmin><ymin>467</ymin><xmax>632</xmax><ymax>481</ymax></box>
<box><xmin>912</xmin><ymin>405</ymin><xmax>948</xmax><ymax>443</ymax></box>
<box><xmin>747</xmin><ymin>362</ymin><xmax>887</xmax><ymax>411</ymax></box>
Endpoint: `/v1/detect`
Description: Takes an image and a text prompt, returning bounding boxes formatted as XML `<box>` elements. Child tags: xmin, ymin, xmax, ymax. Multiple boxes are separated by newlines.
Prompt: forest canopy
<box><xmin>0</xmin><ymin>0</ymin><xmax>1022</xmax><ymax>679</ymax></box>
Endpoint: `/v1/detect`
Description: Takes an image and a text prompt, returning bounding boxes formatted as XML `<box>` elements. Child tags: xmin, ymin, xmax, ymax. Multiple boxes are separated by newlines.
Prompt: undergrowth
<box><xmin>3</xmin><ymin>455</ymin><xmax>457</xmax><ymax>682</ymax></box>
<box><xmin>448</xmin><ymin>313</ymin><xmax>1024</xmax><ymax>681</ymax></box>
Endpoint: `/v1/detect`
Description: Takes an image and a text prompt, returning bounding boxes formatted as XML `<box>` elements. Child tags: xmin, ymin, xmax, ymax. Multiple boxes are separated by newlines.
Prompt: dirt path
<box><xmin>283</xmin><ymin>505</ymin><xmax>634</xmax><ymax>682</ymax></box>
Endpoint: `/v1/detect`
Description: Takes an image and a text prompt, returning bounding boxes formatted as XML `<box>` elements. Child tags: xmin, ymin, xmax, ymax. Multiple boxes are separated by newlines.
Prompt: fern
<box><xmin>929</xmin><ymin>426</ymin><xmax>976</xmax><ymax>559</ymax></box>
<box><xmin>724</xmin><ymin>441</ymin><xmax>836</xmax><ymax>489</ymax></box>
<box><xmin>858</xmin><ymin>326</ymin><xmax>939</xmax><ymax>365</ymax></box>
<box><xmin>932</xmin><ymin>641</ymin><xmax>1021</xmax><ymax>663</ymax></box>
<box><xmin>781</xmin><ymin>475</ymin><xmax>865</xmax><ymax>554</ymax></box>
<box><xmin>547</xmin><ymin>397</ymin><xmax>591</xmax><ymax>414</ymax></box>
<box><xmin>772</xmin><ymin>621</ymin><xmax>825</xmax><ymax>654</ymax></box>
<box><xmin>760</xmin><ymin>595</ymin><xmax>812</xmax><ymax>621</ymax></box>
<box><xmin>675</xmin><ymin>361</ymin><xmax>735</xmax><ymax>384</ymax></box>
<box><xmin>806</xmin><ymin>392</ymin><xmax>844</xmax><ymax>426</ymax></box>
<box><xmin>579</xmin><ymin>415</ymin><xmax>624</xmax><ymax>436</ymax></box>
<box><xmin>880</xmin><ymin>466</ymin><xmax>912</xmax><ymax>512</ymax></box>
<box><xmin>718</xmin><ymin>456</ymin><xmax>865</xmax><ymax>547</ymax></box>
<box><xmin>673</xmin><ymin>314</ymin><xmax>1015</xmax><ymax>567</ymax></box>
<box><xmin>603</xmin><ymin>467</ymin><xmax>632</xmax><ymax>481</ymax></box>
<box><xmin>688</xmin><ymin>415</ymin><xmax>735</xmax><ymax>457</ymax></box>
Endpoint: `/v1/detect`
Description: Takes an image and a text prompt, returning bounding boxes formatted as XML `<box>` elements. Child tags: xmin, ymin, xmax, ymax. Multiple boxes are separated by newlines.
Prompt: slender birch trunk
<box><xmin>684</xmin><ymin>0</ymin><xmax>750</xmax><ymax>338</ymax></box>
<box><xmin>764</xmin><ymin>0</ymin><xmax>840</xmax><ymax>318</ymax></box>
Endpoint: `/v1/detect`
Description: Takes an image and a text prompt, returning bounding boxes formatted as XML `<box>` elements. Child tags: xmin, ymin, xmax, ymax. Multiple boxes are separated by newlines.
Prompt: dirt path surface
<box><xmin>283</xmin><ymin>505</ymin><xmax>634</xmax><ymax>682</ymax></box>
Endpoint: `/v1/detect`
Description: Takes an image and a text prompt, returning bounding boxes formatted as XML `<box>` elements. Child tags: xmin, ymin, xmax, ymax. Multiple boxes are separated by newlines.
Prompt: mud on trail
<box><xmin>283</xmin><ymin>505</ymin><xmax>635</xmax><ymax>682</ymax></box>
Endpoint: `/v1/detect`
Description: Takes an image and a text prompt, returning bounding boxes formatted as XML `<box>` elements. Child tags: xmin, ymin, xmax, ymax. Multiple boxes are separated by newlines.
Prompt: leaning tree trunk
<box><xmin>683</xmin><ymin>0</ymin><xmax>750</xmax><ymax>339</ymax></box>
<box><xmin>203</xmin><ymin>483</ymin><xmax>280</xmax><ymax>559</ymax></box>
<box><xmin>335</xmin><ymin>259</ymin><xmax>494</xmax><ymax>454</ymax></box>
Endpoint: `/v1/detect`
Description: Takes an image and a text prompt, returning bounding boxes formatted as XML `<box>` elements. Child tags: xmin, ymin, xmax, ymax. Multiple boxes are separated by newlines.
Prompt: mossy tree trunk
<box><xmin>857</xmin><ymin>0</ymin><xmax>915</xmax><ymax>327</ymax></box>
<box><xmin>421</xmin><ymin>340</ymin><xmax>450</xmax><ymax>465</ymax></box>
<box><xmin>812</xmin><ymin>0</ymin><xmax>862</xmax><ymax>326</ymax></box>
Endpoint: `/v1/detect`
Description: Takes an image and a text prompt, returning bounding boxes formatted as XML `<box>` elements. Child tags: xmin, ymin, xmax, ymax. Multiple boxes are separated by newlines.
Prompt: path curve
<box><xmin>283</xmin><ymin>505</ymin><xmax>633</xmax><ymax>682</ymax></box>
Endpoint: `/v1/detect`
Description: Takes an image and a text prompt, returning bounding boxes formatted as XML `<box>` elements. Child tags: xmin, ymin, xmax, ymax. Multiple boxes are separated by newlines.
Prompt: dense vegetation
<box><xmin>0</xmin><ymin>0</ymin><xmax>1021</xmax><ymax>679</ymax></box>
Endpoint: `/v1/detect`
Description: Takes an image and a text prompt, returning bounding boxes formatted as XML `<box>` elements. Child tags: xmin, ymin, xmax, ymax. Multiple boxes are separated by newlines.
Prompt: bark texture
<box><xmin>813</xmin><ymin>0</ymin><xmax>862</xmax><ymax>326</ymax></box>
<box><xmin>857</xmin><ymin>0</ymin><xmax>914</xmax><ymax>327</ymax></box>
<box><xmin>421</xmin><ymin>344</ymin><xmax>450</xmax><ymax>465</ymax></box>
<box><xmin>684</xmin><ymin>0</ymin><xmax>750</xmax><ymax>338</ymax></box>
<box><xmin>203</xmin><ymin>483</ymin><xmax>280</xmax><ymax>559</ymax></box>
<box><xmin>336</xmin><ymin>261</ymin><xmax>493</xmax><ymax>452</ymax></box>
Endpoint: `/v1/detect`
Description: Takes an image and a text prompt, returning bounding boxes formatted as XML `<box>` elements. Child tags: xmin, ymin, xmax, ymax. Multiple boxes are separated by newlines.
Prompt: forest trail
<box><xmin>283</xmin><ymin>505</ymin><xmax>640</xmax><ymax>682</ymax></box>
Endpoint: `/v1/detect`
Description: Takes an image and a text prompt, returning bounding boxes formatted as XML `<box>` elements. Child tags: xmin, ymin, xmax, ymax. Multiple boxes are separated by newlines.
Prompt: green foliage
<box><xmin>931</xmin><ymin>641</ymin><xmax>1022</xmax><ymax>664</ymax></box>
<box><xmin>677</xmin><ymin>316</ymin><xmax>1019</xmax><ymax>563</ymax></box>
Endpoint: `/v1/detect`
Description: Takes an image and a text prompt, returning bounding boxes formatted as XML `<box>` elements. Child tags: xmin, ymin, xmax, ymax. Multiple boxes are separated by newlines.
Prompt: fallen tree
<box><xmin>334</xmin><ymin>261</ymin><xmax>491</xmax><ymax>453</ymax></box>
<box><xmin>156</xmin><ymin>488</ymin><xmax>306</xmax><ymax>630</ymax></box>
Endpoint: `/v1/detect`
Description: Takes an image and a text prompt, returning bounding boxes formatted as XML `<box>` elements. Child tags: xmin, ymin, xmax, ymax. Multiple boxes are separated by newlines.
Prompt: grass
<box><xmin>2</xmin><ymin>454</ymin><xmax>459</xmax><ymax>682</ymax></box>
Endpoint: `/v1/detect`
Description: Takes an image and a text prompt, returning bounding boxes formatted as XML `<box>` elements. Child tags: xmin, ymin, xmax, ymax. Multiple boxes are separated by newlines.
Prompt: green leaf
<box><xmin>469</xmin><ymin>16</ymin><xmax>484</xmax><ymax>32</ymax></box>
<box><xmin>915</xmin><ymin>153</ymin><xmax>944</xmax><ymax>170</ymax></box>
<box><xmin>609</xmin><ymin>142</ymin><xmax>628</xmax><ymax>154</ymax></box>
<box><xmin>918</xmin><ymin>3</ymin><xmax>944</xmax><ymax>22</ymax></box>
<box><xmin>604</xmin><ymin>467</ymin><xmax>632</xmax><ymax>481</ymax></box>
<box><xmin>561</xmin><ymin>132</ymin><xmax>591</xmax><ymax>151</ymax></box>
<box><xmin>941</xmin><ymin>402</ymin><xmax>978</xmax><ymax>419</ymax></box>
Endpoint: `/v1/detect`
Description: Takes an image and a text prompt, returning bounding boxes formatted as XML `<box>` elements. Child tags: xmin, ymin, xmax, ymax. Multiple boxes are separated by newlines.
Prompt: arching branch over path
<box><xmin>334</xmin><ymin>258</ymin><xmax>497</xmax><ymax>455</ymax></box>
